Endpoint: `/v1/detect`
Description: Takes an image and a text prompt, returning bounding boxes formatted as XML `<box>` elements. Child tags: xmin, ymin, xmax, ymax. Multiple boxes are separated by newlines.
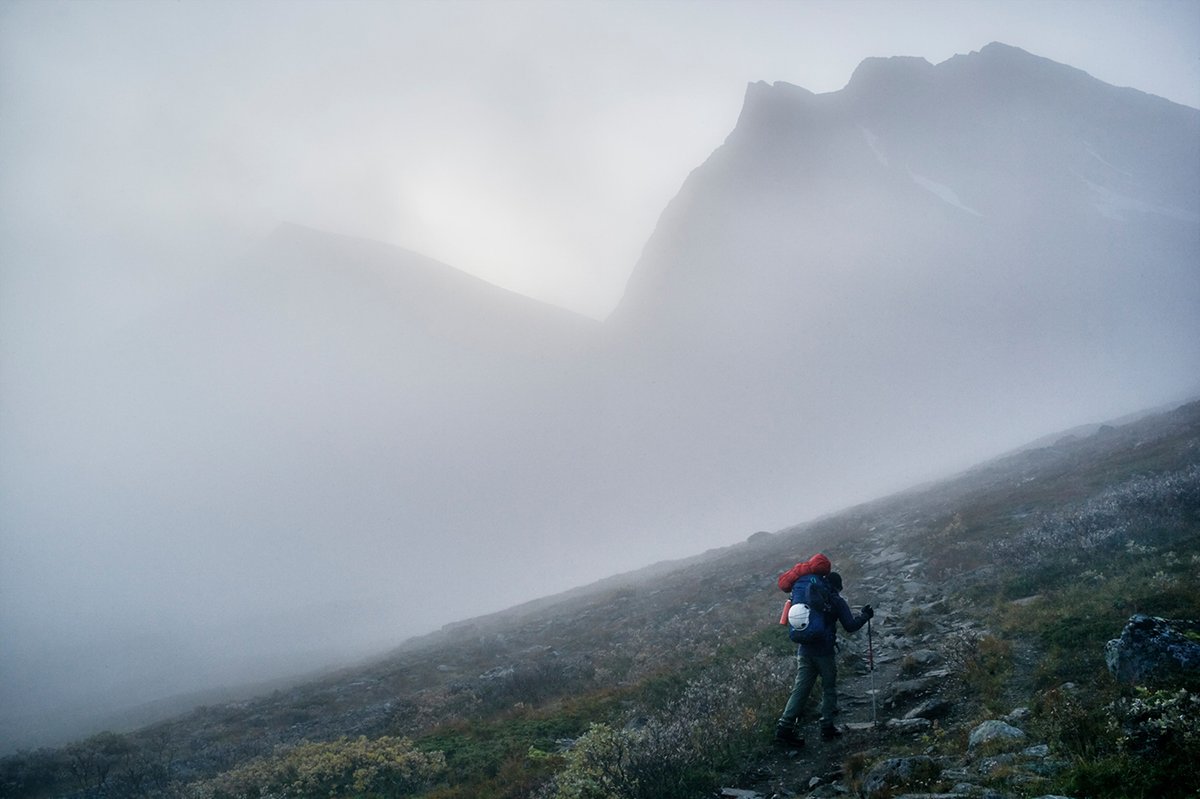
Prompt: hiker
<box><xmin>776</xmin><ymin>570</ymin><xmax>873</xmax><ymax>746</ymax></box>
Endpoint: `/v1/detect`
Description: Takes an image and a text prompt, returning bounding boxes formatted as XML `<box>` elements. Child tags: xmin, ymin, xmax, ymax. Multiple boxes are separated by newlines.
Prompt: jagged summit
<box><xmin>731</xmin><ymin>79</ymin><xmax>821</xmax><ymax>142</ymax></box>
<box><xmin>844</xmin><ymin>53</ymin><xmax>936</xmax><ymax>96</ymax></box>
<box><xmin>730</xmin><ymin>41</ymin><xmax>1195</xmax><ymax>131</ymax></box>
<box><xmin>723</xmin><ymin>42</ymin><xmax>1094</xmax><ymax>151</ymax></box>
<box><xmin>965</xmin><ymin>40</ymin><xmax>1097</xmax><ymax>82</ymax></box>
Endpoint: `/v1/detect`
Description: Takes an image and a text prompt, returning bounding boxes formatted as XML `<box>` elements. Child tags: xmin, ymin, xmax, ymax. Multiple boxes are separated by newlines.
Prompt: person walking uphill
<box><xmin>776</xmin><ymin>569</ymin><xmax>873</xmax><ymax>746</ymax></box>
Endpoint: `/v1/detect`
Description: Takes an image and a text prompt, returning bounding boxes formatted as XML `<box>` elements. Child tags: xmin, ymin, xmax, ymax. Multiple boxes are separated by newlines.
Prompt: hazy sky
<box><xmin>2</xmin><ymin>0</ymin><xmax>1198</xmax><ymax>317</ymax></box>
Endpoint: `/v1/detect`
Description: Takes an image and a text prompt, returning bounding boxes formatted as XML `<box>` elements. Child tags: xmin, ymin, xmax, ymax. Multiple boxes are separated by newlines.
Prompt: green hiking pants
<box><xmin>777</xmin><ymin>652</ymin><xmax>837</xmax><ymax>729</ymax></box>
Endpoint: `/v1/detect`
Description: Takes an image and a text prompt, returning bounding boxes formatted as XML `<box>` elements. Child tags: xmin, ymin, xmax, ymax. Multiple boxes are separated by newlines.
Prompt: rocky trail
<box><xmin>723</xmin><ymin>531</ymin><xmax>1065</xmax><ymax>799</ymax></box>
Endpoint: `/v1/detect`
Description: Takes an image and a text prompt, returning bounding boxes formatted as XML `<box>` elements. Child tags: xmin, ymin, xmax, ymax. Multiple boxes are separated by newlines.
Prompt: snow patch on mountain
<box><xmin>1084</xmin><ymin>142</ymin><xmax>1130</xmax><ymax>177</ymax></box>
<box><xmin>861</xmin><ymin>127</ymin><xmax>889</xmax><ymax>167</ymax></box>
<box><xmin>1083</xmin><ymin>178</ymin><xmax>1200</xmax><ymax>222</ymax></box>
<box><xmin>907</xmin><ymin>170</ymin><xmax>982</xmax><ymax>216</ymax></box>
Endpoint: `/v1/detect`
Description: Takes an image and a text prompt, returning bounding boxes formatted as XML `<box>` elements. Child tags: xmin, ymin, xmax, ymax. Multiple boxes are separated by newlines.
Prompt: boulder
<box><xmin>1104</xmin><ymin>614</ymin><xmax>1200</xmax><ymax>687</ymax></box>
<box><xmin>904</xmin><ymin>698</ymin><xmax>953</xmax><ymax>720</ymax></box>
<box><xmin>861</xmin><ymin>756</ymin><xmax>941</xmax><ymax>799</ymax></box>
<box><xmin>886</xmin><ymin>717</ymin><xmax>933</xmax><ymax>733</ymax></box>
<box><xmin>968</xmin><ymin>720</ymin><xmax>1027</xmax><ymax>751</ymax></box>
<box><xmin>908</xmin><ymin>648</ymin><xmax>941</xmax><ymax>666</ymax></box>
<box><xmin>745</xmin><ymin>531</ymin><xmax>774</xmax><ymax>546</ymax></box>
<box><xmin>884</xmin><ymin>677</ymin><xmax>937</xmax><ymax>708</ymax></box>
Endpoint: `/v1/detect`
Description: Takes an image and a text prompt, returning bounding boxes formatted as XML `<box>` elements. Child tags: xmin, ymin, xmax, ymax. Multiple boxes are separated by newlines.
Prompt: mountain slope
<box><xmin>6</xmin><ymin>400</ymin><xmax>1197</xmax><ymax>798</ymax></box>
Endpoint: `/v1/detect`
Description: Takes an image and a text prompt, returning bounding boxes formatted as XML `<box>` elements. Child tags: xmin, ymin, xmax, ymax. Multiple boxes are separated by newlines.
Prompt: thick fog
<box><xmin>2</xmin><ymin>1</ymin><xmax>1199</xmax><ymax>752</ymax></box>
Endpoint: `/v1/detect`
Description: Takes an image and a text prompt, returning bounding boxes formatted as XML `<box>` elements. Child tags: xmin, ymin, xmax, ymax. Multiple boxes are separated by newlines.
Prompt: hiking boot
<box><xmin>820</xmin><ymin>725</ymin><xmax>842</xmax><ymax>740</ymax></box>
<box><xmin>775</xmin><ymin>725</ymin><xmax>805</xmax><ymax>747</ymax></box>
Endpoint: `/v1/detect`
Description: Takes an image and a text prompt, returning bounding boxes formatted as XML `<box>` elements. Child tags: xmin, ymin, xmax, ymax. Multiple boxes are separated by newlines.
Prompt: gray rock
<box><xmin>978</xmin><ymin>754</ymin><xmax>1016</xmax><ymax>775</ymax></box>
<box><xmin>909</xmin><ymin>648</ymin><xmax>941</xmax><ymax>666</ymax></box>
<box><xmin>1104</xmin><ymin>614</ymin><xmax>1200</xmax><ymax>687</ymax></box>
<box><xmin>843</xmin><ymin>721</ymin><xmax>878</xmax><ymax>732</ymax></box>
<box><xmin>1005</xmin><ymin>706</ymin><xmax>1031</xmax><ymax>723</ymax></box>
<box><xmin>718</xmin><ymin>790</ymin><xmax>763</xmax><ymax>799</ymax></box>
<box><xmin>884</xmin><ymin>677</ymin><xmax>937</xmax><ymax>707</ymax></box>
<box><xmin>861</xmin><ymin>756</ymin><xmax>941</xmax><ymax>799</ymax></box>
<box><xmin>1022</xmin><ymin>743</ymin><xmax>1050</xmax><ymax>757</ymax></box>
<box><xmin>968</xmin><ymin>720</ymin><xmax>1027</xmax><ymax>751</ymax></box>
<box><xmin>904</xmin><ymin>698</ymin><xmax>953</xmax><ymax>720</ymax></box>
<box><xmin>746</xmin><ymin>530</ymin><xmax>774</xmax><ymax>546</ymax></box>
<box><xmin>887</xmin><ymin>717</ymin><xmax>933</xmax><ymax>733</ymax></box>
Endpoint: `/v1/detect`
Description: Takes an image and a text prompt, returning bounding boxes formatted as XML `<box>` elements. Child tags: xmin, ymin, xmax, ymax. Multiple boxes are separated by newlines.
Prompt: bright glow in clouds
<box><xmin>2</xmin><ymin>0</ymin><xmax>1198</xmax><ymax>318</ymax></box>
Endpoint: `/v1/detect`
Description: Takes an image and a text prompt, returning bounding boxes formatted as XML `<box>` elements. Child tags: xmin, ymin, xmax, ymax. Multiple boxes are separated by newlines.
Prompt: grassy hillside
<box><xmin>4</xmin><ymin>401</ymin><xmax>1199</xmax><ymax>799</ymax></box>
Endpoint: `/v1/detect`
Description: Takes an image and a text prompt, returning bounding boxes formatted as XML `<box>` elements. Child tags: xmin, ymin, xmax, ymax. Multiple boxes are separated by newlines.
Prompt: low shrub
<box><xmin>544</xmin><ymin>650</ymin><xmax>786</xmax><ymax>799</ymax></box>
<box><xmin>942</xmin><ymin>632</ymin><xmax>1013</xmax><ymax>713</ymax></box>
<box><xmin>1033</xmin><ymin>685</ymin><xmax>1200</xmax><ymax>799</ymax></box>
<box><xmin>189</xmin><ymin>736</ymin><xmax>445</xmax><ymax>798</ymax></box>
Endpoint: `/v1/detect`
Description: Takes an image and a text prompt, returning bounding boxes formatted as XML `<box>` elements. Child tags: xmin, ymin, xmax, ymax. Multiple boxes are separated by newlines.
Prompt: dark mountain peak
<box><xmin>937</xmin><ymin>40</ymin><xmax>1102</xmax><ymax>98</ymax></box>
<box><xmin>976</xmin><ymin>40</ymin><xmax>1038</xmax><ymax>59</ymax></box>
<box><xmin>744</xmin><ymin>79</ymin><xmax>816</xmax><ymax>102</ymax></box>
<box><xmin>844</xmin><ymin>54</ymin><xmax>935</xmax><ymax>94</ymax></box>
<box><xmin>731</xmin><ymin>80</ymin><xmax>819</xmax><ymax>139</ymax></box>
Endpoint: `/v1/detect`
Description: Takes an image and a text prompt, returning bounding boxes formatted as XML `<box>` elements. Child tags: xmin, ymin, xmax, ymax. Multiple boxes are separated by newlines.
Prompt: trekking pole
<box><xmin>868</xmin><ymin>617</ymin><xmax>877</xmax><ymax>728</ymax></box>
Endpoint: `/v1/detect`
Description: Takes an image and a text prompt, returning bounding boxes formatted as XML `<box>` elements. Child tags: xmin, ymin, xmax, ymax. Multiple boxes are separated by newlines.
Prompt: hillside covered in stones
<box><xmin>3</xmin><ymin>400</ymin><xmax>1199</xmax><ymax>799</ymax></box>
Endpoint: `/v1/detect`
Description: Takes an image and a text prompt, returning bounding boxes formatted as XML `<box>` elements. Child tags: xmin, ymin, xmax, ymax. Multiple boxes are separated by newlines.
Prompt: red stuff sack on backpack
<box><xmin>777</xmin><ymin>553</ymin><xmax>831</xmax><ymax>592</ymax></box>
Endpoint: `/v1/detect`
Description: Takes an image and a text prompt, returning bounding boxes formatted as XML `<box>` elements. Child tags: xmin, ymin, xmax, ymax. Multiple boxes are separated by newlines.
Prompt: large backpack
<box><xmin>787</xmin><ymin>575</ymin><xmax>833</xmax><ymax>645</ymax></box>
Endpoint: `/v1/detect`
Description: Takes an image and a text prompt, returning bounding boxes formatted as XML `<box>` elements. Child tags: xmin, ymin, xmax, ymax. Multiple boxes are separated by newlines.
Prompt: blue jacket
<box><xmin>794</xmin><ymin>577</ymin><xmax>868</xmax><ymax>657</ymax></box>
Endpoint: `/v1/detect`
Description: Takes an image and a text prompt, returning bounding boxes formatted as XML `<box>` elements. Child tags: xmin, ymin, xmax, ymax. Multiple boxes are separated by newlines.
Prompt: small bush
<box><xmin>903</xmin><ymin>608</ymin><xmax>935</xmax><ymax>637</ymax></box>
<box><xmin>1032</xmin><ymin>685</ymin><xmax>1113</xmax><ymax>761</ymax></box>
<box><xmin>190</xmin><ymin>736</ymin><xmax>445</xmax><ymax>798</ymax></box>
<box><xmin>943</xmin><ymin>632</ymin><xmax>1013</xmax><ymax>712</ymax></box>
<box><xmin>545</xmin><ymin>650</ymin><xmax>785</xmax><ymax>799</ymax></box>
<box><xmin>1033</xmin><ymin>686</ymin><xmax>1200</xmax><ymax>799</ymax></box>
<box><xmin>1112</xmin><ymin>688</ymin><xmax>1200</xmax><ymax>761</ymax></box>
